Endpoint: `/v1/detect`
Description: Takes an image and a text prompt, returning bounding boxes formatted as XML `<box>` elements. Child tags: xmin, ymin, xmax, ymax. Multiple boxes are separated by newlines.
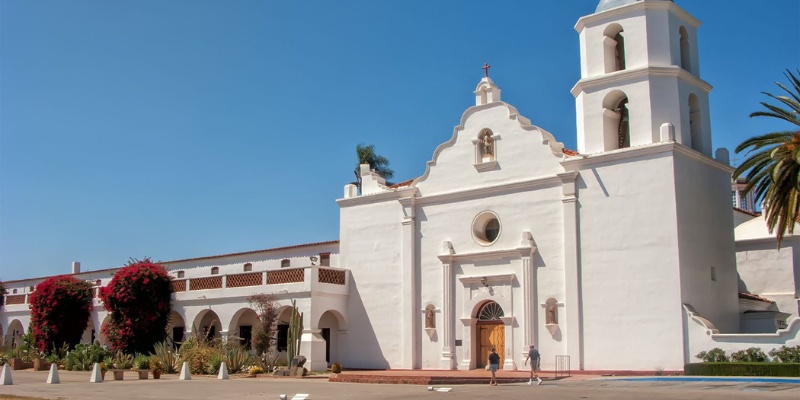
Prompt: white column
<box><xmin>521</xmin><ymin>255</ymin><xmax>538</xmax><ymax>367</ymax></box>
<box><xmin>501</xmin><ymin>316</ymin><xmax>517</xmax><ymax>370</ymax></box>
<box><xmin>441</xmin><ymin>261</ymin><xmax>456</xmax><ymax>369</ymax></box>
<box><xmin>399</xmin><ymin>196</ymin><xmax>419</xmax><ymax>369</ymax></box>
<box><xmin>301</xmin><ymin>329</ymin><xmax>327</xmax><ymax>372</ymax></box>
<box><xmin>459</xmin><ymin>318</ymin><xmax>476</xmax><ymax>370</ymax></box>
<box><xmin>439</xmin><ymin>242</ymin><xmax>456</xmax><ymax>370</ymax></box>
<box><xmin>558</xmin><ymin>171</ymin><xmax>583</xmax><ymax>370</ymax></box>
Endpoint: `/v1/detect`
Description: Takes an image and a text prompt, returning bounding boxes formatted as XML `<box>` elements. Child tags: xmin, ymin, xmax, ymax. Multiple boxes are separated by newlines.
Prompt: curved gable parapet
<box><xmin>412</xmin><ymin>102</ymin><xmax>568</xmax><ymax>189</ymax></box>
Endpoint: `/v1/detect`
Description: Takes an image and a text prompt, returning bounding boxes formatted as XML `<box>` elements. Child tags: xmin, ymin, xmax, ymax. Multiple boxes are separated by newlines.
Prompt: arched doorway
<box><xmin>476</xmin><ymin>301</ymin><xmax>505</xmax><ymax>369</ymax></box>
<box><xmin>167</xmin><ymin>311</ymin><xmax>186</xmax><ymax>348</ymax></box>
<box><xmin>194</xmin><ymin>310</ymin><xmax>222</xmax><ymax>341</ymax></box>
<box><xmin>228</xmin><ymin>308</ymin><xmax>258</xmax><ymax>350</ymax></box>
<box><xmin>318</xmin><ymin>310</ymin><xmax>345</xmax><ymax>367</ymax></box>
<box><xmin>81</xmin><ymin>319</ymin><xmax>96</xmax><ymax>345</ymax></box>
<box><xmin>7</xmin><ymin>319</ymin><xmax>24</xmax><ymax>349</ymax></box>
<box><xmin>275</xmin><ymin>306</ymin><xmax>294</xmax><ymax>352</ymax></box>
<box><xmin>98</xmin><ymin>315</ymin><xmax>111</xmax><ymax>346</ymax></box>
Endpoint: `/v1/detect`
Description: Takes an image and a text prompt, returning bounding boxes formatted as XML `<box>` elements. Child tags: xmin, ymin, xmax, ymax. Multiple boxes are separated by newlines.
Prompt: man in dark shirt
<box><xmin>524</xmin><ymin>344</ymin><xmax>542</xmax><ymax>385</ymax></box>
<box><xmin>488</xmin><ymin>347</ymin><xmax>501</xmax><ymax>386</ymax></box>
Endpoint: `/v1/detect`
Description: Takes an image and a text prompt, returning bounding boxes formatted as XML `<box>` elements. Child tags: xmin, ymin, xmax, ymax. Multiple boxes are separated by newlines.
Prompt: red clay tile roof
<box><xmin>738</xmin><ymin>292</ymin><xmax>774</xmax><ymax>303</ymax></box>
<box><xmin>389</xmin><ymin>178</ymin><xmax>416</xmax><ymax>189</ymax></box>
<box><xmin>562</xmin><ymin>148</ymin><xmax>579</xmax><ymax>156</ymax></box>
<box><xmin>1</xmin><ymin>240</ymin><xmax>339</xmax><ymax>284</ymax></box>
<box><xmin>733</xmin><ymin>207</ymin><xmax>761</xmax><ymax>217</ymax></box>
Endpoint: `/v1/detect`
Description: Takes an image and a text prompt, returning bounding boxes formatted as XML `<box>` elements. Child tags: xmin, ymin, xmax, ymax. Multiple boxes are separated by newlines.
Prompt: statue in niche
<box><xmin>547</xmin><ymin>306</ymin><xmax>557</xmax><ymax>324</ymax></box>
<box><xmin>425</xmin><ymin>307</ymin><xmax>435</xmax><ymax>329</ymax></box>
<box><xmin>481</xmin><ymin>132</ymin><xmax>494</xmax><ymax>158</ymax></box>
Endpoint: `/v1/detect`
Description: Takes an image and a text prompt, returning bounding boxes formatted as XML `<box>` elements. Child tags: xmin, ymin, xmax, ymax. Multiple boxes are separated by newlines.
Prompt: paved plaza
<box><xmin>0</xmin><ymin>370</ymin><xmax>798</xmax><ymax>400</ymax></box>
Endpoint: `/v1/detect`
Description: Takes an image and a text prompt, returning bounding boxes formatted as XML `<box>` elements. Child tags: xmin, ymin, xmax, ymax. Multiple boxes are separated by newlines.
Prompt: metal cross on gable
<box><xmin>482</xmin><ymin>63</ymin><xmax>490</xmax><ymax>78</ymax></box>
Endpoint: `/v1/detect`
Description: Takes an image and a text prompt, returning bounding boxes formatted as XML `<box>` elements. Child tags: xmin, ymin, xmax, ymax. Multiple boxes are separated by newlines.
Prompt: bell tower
<box><xmin>572</xmin><ymin>0</ymin><xmax>712</xmax><ymax>157</ymax></box>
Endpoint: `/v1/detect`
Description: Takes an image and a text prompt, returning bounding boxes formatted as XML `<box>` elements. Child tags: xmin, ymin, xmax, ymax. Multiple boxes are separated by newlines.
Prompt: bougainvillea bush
<box><xmin>100</xmin><ymin>258</ymin><xmax>173</xmax><ymax>354</ymax></box>
<box><xmin>29</xmin><ymin>275</ymin><xmax>93</xmax><ymax>352</ymax></box>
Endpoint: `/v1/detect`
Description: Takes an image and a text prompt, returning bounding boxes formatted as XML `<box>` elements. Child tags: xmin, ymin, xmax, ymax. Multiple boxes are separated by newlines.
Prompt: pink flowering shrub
<box><xmin>29</xmin><ymin>275</ymin><xmax>93</xmax><ymax>352</ymax></box>
<box><xmin>100</xmin><ymin>258</ymin><xmax>173</xmax><ymax>354</ymax></box>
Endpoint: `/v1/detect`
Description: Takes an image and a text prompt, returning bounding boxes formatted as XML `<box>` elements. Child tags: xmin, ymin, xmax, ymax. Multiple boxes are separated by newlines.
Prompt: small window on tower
<box><xmin>281</xmin><ymin>259</ymin><xmax>290</xmax><ymax>268</ymax></box>
<box><xmin>211</xmin><ymin>267</ymin><xmax>219</xmax><ymax>275</ymax></box>
<box><xmin>243</xmin><ymin>263</ymin><xmax>253</xmax><ymax>272</ymax></box>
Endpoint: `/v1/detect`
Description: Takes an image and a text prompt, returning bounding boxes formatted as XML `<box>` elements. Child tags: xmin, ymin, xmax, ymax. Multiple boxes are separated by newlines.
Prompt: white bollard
<box><xmin>46</xmin><ymin>363</ymin><xmax>60</xmax><ymax>384</ymax></box>
<box><xmin>89</xmin><ymin>363</ymin><xmax>103</xmax><ymax>383</ymax></box>
<box><xmin>1</xmin><ymin>364</ymin><xmax>12</xmax><ymax>385</ymax></box>
<box><xmin>218</xmin><ymin>362</ymin><xmax>229</xmax><ymax>380</ymax></box>
<box><xmin>179</xmin><ymin>361</ymin><xmax>191</xmax><ymax>380</ymax></box>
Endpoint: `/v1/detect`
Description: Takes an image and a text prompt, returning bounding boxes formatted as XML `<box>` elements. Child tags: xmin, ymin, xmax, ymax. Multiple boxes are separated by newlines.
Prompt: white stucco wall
<box><xmin>735</xmin><ymin>224</ymin><xmax>800</xmax><ymax>320</ymax></box>
<box><xmin>673</xmin><ymin>150</ymin><xmax>740</xmax><ymax>333</ymax></box>
<box><xmin>569</xmin><ymin>147</ymin><xmax>685</xmax><ymax>370</ymax></box>
<box><xmin>338</xmin><ymin>197</ymin><xmax>405</xmax><ymax>369</ymax></box>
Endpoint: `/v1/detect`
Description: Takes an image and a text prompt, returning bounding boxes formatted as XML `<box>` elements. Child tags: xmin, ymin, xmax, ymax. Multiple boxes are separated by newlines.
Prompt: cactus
<box><xmin>286</xmin><ymin>299</ymin><xmax>304</xmax><ymax>364</ymax></box>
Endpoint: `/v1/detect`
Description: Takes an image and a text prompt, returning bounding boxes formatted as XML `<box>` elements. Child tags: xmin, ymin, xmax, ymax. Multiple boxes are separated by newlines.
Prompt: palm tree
<box><xmin>733</xmin><ymin>69</ymin><xmax>800</xmax><ymax>247</ymax></box>
<box><xmin>354</xmin><ymin>143</ymin><xmax>394</xmax><ymax>194</ymax></box>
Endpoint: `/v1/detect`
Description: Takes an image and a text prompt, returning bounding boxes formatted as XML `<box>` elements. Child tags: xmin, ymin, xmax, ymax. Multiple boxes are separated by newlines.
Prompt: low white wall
<box><xmin>684</xmin><ymin>305</ymin><xmax>800</xmax><ymax>364</ymax></box>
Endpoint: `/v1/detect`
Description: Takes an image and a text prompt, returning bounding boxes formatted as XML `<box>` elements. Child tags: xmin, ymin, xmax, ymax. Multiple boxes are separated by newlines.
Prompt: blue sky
<box><xmin>1</xmin><ymin>1</ymin><xmax>798</xmax><ymax>281</ymax></box>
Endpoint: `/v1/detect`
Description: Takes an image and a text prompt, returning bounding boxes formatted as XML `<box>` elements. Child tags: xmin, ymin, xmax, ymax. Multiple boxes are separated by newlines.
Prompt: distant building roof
<box><xmin>738</xmin><ymin>292</ymin><xmax>775</xmax><ymax>304</ymax></box>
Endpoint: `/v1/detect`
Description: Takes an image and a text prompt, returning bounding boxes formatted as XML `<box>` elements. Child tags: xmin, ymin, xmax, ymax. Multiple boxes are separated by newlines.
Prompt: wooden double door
<box><xmin>477</xmin><ymin>322</ymin><xmax>505</xmax><ymax>368</ymax></box>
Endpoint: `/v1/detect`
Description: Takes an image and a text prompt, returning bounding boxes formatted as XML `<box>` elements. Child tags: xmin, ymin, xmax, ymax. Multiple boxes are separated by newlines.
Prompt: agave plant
<box><xmin>224</xmin><ymin>345</ymin><xmax>252</xmax><ymax>374</ymax></box>
<box><xmin>151</xmin><ymin>341</ymin><xmax>180</xmax><ymax>374</ymax></box>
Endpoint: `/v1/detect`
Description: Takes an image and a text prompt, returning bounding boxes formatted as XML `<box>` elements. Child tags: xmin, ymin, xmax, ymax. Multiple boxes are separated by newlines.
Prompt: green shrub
<box><xmin>696</xmin><ymin>348</ymin><xmax>729</xmax><ymax>362</ymax></box>
<box><xmin>151</xmin><ymin>341</ymin><xmax>179</xmax><ymax>373</ymax></box>
<box><xmin>731</xmin><ymin>347</ymin><xmax>769</xmax><ymax>362</ymax></box>
<box><xmin>225</xmin><ymin>345</ymin><xmax>251</xmax><ymax>374</ymax></box>
<box><xmin>112</xmin><ymin>351</ymin><xmax>133</xmax><ymax>369</ymax></box>
<box><xmin>685</xmin><ymin>362</ymin><xmax>800</xmax><ymax>377</ymax></box>
<box><xmin>133</xmin><ymin>353</ymin><xmax>150</xmax><ymax>370</ymax></box>
<box><xmin>206</xmin><ymin>352</ymin><xmax>224</xmax><ymax>375</ymax></box>
<box><xmin>769</xmin><ymin>346</ymin><xmax>800</xmax><ymax>363</ymax></box>
<box><xmin>330</xmin><ymin>362</ymin><xmax>342</xmax><ymax>373</ymax></box>
<box><xmin>63</xmin><ymin>343</ymin><xmax>113</xmax><ymax>371</ymax></box>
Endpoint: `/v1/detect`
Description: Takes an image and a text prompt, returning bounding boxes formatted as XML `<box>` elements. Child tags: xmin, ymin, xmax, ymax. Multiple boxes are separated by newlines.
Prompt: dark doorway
<box><xmin>239</xmin><ymin>325</ymin><xmax>252</xmax><ymax>349</ymax></box>
<box><xmin>276</xmin><ymin>324</ymin><xmax>289</xmax><ymax>352</ymax></box>
<box><xmin>321</xmin><ymin>328</ymin><xmax>331</xmax><ymax>365</ymax></box>
<box><xmin>172</xmin><ymin>327</ymin><xmax>184</xmax><ymax>349</ymax></box>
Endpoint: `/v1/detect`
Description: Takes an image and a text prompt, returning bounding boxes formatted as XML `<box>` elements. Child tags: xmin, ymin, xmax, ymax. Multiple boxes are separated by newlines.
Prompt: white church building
<box><xmin>3</xmin><ymin>0</ymin><xmax>799</xmax><ymax>373</ymax></box>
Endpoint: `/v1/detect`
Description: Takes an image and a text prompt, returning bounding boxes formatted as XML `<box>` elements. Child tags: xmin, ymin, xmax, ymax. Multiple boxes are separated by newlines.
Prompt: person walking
<box><xmin>488</xmin><ymin>347</ymin><xmax>501</xmax><ymax>386</ymax></box>
<box><xmin>524</xmin><ymin>344</ymin><xmax>542</xmax><ymax>385</ymax></box>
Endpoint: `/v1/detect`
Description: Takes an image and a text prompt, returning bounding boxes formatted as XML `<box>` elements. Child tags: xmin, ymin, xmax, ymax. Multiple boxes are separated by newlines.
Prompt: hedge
<box><xmin>685</xmin><ymin>362</ymin><xmax>800</xmax><ymax>377</ymax></box>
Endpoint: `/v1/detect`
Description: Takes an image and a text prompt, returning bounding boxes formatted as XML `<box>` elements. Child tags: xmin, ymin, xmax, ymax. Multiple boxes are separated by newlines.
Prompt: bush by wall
<box><xmin>28</xmin><ymin>275</ymin><xmax>93</xmax><ymax>352</ymax></box>
<box><xmin>770</xmin><ymin>346</ymin><xmax>800</xmax><ymax>363</ymax></box>
<box><xmin>685</xmin><ymin>362</ymin><xmax>800</xmax><ymax>377</ymax></box>
<box><xmin>100</xmin><ymin>258</ymin><xmax>172</xmax><ymax>354</ymax></box>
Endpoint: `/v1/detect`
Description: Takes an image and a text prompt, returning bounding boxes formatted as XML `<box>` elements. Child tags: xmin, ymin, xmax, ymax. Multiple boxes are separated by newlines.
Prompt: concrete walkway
<box><xmin>1</xmin><ymin>369</ymin><xmax>798</xmax><ymax>399</ymax></box>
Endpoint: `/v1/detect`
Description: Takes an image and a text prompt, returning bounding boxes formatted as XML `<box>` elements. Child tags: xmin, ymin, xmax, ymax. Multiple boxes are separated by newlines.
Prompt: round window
<box><xmin>472</xmin><ymin>212</ymin><xmax>501</xmax><ymax>245</ymax></box>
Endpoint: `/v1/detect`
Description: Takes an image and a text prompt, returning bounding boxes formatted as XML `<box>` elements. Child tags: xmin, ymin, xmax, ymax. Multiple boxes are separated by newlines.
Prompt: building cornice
<box><xmin>561</xmin><ymin>141</ymin><xmax>734</xmax><ymax>173</ymax></box>
<box><xmin>571</xmin><ymin>66</ymin><xmax>712</xmax><ymax>97</ymax></box>
<box><xmin>575</xmin><ymin>1</ymin><xmax>700</xmax><ymax>33</ymax></box>
<box><xmin>417</xmin><ymin>174</ymin><xmax>561</xmax><ymax>206</ymax></box>
<box><xmin>439</xmin><ymin>246</ymin><xmax>533</xmax><ymax>263</ymax></box>
<box><xmin>336</xmin><ymin>187</ymin><xmax>417</xmax><ymax>208</ymax></box>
